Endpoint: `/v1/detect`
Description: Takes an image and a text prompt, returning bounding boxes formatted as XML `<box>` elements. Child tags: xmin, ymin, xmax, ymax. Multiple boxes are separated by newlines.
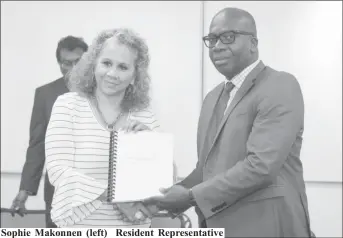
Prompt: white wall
<box><xmin>305</xmin><ymin>182</ymin><xmax>342</xmax><ymax>237</ymax></box>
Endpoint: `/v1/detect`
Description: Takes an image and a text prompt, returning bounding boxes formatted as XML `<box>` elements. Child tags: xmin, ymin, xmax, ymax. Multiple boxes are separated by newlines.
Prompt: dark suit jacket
<box><xmin>19</xmin><ymin>77</ymin><xmax>68</xmax><ymax>205</ymax></box>
<box><xmin>180</xmin><ymin>62</ymin><xmax>312</xmax><ymax>237</ymax></box>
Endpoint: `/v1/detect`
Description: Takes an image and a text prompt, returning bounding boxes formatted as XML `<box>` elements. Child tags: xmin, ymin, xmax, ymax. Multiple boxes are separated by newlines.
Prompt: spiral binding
<box><xmin>107</xmin><ymin>131</ymin><xmax>118</xmax><ymax>202</ymax></box>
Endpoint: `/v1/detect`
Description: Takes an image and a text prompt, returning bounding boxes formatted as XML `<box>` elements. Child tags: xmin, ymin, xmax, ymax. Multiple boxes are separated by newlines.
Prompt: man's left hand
<box><xmin>144</xmin><ymin>185</ymin><xmax>192</xmax><ymax>211</ymax></box>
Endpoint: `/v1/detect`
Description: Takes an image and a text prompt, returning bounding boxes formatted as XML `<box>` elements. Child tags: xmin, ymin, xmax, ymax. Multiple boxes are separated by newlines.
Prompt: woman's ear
<box><xmin>130</xmin><ymin>74</ymin><xmax>138</xmax><ymax>86</ymax></box>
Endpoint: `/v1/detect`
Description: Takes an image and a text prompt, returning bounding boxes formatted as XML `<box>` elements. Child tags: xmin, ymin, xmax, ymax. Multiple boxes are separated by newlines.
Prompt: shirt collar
<box><xmin>225</xmin><ymin>59</ymin><xmax>261</xmax><ymax>89</ymax></box>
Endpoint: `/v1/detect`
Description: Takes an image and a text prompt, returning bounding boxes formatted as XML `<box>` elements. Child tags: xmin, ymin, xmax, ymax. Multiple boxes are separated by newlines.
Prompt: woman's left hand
<box><xmin>122</xmin><ymin>120</ymin><xmax>151</xmax><ymax>133</ymax></box>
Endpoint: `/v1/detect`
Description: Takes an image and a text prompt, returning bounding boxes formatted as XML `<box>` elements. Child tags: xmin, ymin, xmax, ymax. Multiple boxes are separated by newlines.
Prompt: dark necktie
<box><xmin>202</xmin><ymin>82</ymin><xmax>235</xmax><ymax>156</ymax></box>
<box><xmin>215</xmin><ymin>82</ymin><xmax>235</xmax><ymax>128</ymax></box>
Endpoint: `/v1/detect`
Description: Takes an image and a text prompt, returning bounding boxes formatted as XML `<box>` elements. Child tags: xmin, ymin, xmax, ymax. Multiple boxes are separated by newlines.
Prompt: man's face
<box><xmin>208</xmin><ymin>13</ymin><xmax>254</xmax><ymax>78</ymax></box>
<box><xmin>58</xmin><ymin>47</ymin><xmax>85</xmax><ymax>76</ymax></box>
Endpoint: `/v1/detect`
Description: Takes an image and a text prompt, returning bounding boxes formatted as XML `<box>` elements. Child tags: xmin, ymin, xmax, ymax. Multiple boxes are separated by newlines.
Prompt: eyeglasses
<box><xmin>202</xmin><ymin>30</ymin><xmax>256</xmax><ymax>48</ymax></box>
<box><xmin>60</xmin><ymin>59</ymin><xmax>80</xmax><ymax>68</ymax></box>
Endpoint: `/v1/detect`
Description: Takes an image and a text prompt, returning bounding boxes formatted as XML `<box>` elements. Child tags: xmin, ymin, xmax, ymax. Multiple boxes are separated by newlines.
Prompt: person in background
<box><xmin>146</xmin><ymin>7</ymin><xmax>314</xmax><ymax>237</ymax></box>
<box><xmin>45</xmin><ymin>28</ymin><xmax>160</xmax><ymax>228</ymax></box>
<box><xmin>10</xmin><ymin>36</ymin><xmax>89</xmax><ymax>228</ymax></box>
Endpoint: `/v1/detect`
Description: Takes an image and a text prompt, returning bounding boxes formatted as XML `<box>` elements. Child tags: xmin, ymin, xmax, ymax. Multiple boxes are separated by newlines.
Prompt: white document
<box><xmin>110</xmin><ymin>131</ymin><xmax>174</xmax><ymax>202</ymax></box>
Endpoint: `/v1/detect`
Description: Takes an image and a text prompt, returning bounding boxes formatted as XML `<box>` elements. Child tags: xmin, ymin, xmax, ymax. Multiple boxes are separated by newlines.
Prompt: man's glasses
<box><xmin>202</xmin><ymin>30</ymin><xmax>256</xmax><ymax>48</ymax></box>
<box><xmin>60</xmin><ymin>59</ymin><xmax>80</xmax><ymax>68</ymax></box>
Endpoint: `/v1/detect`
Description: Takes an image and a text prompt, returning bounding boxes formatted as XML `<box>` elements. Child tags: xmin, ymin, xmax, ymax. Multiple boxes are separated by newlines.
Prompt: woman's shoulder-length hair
<box><xmin>67</xmin><ymin>28</ymin><xmax>151</xmax><ymax>112</ymax></box>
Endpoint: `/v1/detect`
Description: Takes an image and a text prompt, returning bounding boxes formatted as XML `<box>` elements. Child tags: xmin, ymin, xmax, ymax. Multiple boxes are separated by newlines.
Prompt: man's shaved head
<box><xmin>206</xmin><ymin>7</ymin><xmax>259</xmax><ymax>79</ymax></box>
<box><xmin>211</xmin><ymin>8</ymin><xmax>257</xmax><ymax>37</ymax></box>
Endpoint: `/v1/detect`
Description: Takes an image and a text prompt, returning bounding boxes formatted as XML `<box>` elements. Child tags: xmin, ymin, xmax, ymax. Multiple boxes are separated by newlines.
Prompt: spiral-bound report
<box><xmin>106</xmin><ymin>131</ymin><xmax>174</xmax><ymax>202</ymax></box>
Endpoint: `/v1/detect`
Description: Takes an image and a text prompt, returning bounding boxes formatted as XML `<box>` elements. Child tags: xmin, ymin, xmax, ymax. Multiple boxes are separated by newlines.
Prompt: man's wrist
<box><xmin>20</xmin><ymin>190</ymin><xmax>33</xmax><ymax>196</ymax></box>
<box><xmin>188</xmin><ymin>188</ymin><xmax>197</xmax><ymax>207</ymax></box>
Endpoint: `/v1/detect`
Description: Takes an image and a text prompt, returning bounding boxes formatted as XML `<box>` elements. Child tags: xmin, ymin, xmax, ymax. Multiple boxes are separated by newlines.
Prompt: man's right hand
<box><xmin>10</xmin><ymin>190</ymin><xmax>29</xmax><ymax>217</ymax></box>
<box><xmin>144</xmin><ymin>186</ymin><xmax>191</xmax><ymax>218</ymax></box>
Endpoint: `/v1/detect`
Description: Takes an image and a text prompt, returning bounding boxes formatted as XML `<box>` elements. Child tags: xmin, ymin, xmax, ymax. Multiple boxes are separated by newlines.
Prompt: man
<box><xmin>146</xmin><ymin>8</ymin><xmax>313</xmax><ymax>237</ymax></box>
<box><xmin>10</xmin><ymin>36</ymin><xmax>88</xmax><ymax>228</ymax></box>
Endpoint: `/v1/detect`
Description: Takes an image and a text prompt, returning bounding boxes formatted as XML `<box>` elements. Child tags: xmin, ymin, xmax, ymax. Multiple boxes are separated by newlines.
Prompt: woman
<box><xmin>45</xmin><ymin>28</ymin><xmax>160</xmax><ymax>228</ymax></box>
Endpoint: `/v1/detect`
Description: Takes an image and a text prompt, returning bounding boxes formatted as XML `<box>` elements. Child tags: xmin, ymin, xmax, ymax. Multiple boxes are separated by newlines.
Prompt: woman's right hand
<box><xmin>122</xmin><ymin>120</ymin><xmax>151</xmax><ymax>133</ymax></box>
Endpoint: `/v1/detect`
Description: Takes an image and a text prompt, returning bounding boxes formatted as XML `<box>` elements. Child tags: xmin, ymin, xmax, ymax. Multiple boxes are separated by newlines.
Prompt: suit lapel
<box><xmin>205</xmin><ymin>61</ymin><xmax>266</xmax><ymax>163</ymax></box>
<box><xmin>199</xmin><ymin>83</ymin><xmax>225</xmax><ymax>159</ymax></box>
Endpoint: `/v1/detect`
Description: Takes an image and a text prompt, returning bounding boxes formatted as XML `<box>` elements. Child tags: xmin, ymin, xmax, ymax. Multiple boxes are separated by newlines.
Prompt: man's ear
<box><xmin>250</xmin><ymin>37</ymin><xmax>258</xmax><ymax>53</ymax></box>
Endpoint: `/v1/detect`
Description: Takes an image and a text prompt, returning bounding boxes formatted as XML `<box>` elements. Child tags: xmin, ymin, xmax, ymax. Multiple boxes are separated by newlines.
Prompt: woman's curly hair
<box><xmin>67</xmin><ymin>28</ymin><xmax>151</xmax><ymax>112</ymax></box>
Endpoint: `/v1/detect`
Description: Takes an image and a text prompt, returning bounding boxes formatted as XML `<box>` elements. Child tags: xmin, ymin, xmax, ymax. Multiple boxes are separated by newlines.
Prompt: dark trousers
<box><xmin>200</xmin><ymin>219</ymin><xmax>207</xmax><ymax>228</ymax></box>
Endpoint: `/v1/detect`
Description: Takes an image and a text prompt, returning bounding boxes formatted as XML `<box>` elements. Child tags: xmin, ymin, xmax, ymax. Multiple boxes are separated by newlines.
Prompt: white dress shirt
<box><xmin>224</xmin><ymin>59</ymin><xmax>261</xmax><ymax>115</ymax></box>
